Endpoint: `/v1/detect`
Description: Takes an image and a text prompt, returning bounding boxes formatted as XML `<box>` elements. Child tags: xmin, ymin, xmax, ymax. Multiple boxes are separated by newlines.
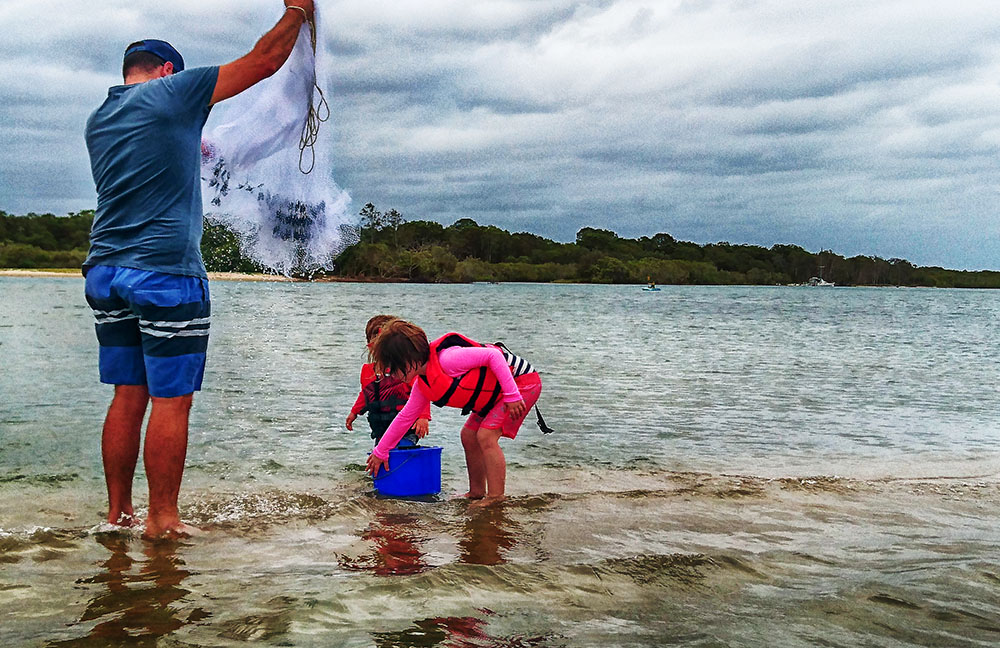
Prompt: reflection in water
<box><xmin>341</xmin><ymin>513</ymin><xmax>430</xmax><ymax>576</ymax></box>
<box><xmin>48</xmin><ymin>534</ymin><xmax>207</xmax><ymax>647</ymax></box>
<box><xmin>372</xmin><ymin>611</ymin><xmax>556</xmax><ymax>648</ymax></box>
<box><xmin>372</xmin><ymin>613</ymin><xmax>492</xmax><ymax>648</ymax></box>
<box><xmin>458</xmin><ymin>505</ymin><xmax>519</xmax><ymax>566</ymax></box>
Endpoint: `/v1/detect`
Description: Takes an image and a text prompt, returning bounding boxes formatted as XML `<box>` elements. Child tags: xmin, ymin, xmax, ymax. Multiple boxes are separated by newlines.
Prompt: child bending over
<box><xmin>365</xmin><ymin>320</ymin><xmax>542</xmax><ymax>506</ymax></box>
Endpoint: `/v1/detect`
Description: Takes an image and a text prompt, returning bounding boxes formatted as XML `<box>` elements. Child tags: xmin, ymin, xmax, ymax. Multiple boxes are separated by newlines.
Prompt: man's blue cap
<box><xmin>123</xmin><ymin>39</ymin><xmax>185</xmax><ymax>73</ymax></box>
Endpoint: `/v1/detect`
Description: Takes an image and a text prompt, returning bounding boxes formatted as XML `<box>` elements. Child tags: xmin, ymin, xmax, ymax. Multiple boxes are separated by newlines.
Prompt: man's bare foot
<box><xmin>142</xmin><ymin>519</ymin><xmax>202</xmax><ymax>541</ymax></box>
<box><xmin>469</xmin><ymin>495</ymin><xmax>505</xmax><ymax>508</ymax></box>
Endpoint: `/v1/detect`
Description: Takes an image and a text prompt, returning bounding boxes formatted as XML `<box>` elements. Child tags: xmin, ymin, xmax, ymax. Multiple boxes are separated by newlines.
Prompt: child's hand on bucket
<box><xmin>367</xmin><ymin>452</ymin><xmax>389</xmax><ymax>477</ymax></box>
<box><xmin>414</xmin><ymin>418</ymin><xmax>429</xmax><ymax>438</ymax></box>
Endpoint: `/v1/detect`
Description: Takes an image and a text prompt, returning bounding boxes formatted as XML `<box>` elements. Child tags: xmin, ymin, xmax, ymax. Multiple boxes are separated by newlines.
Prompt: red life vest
<box><xmin>360</xmin><ymin>362</ymin><xmax>377</xmax><ymax>387</ymax></box>
<box><xmin>361</xmin><ymin>374</ymin><xmax>411</xmax><ymax>416</ymax></box>
<box><xmin>357</xmin><ymin>362</ymin><xmax>414</xmax><ymax>439</ymax></box>
<box><xmin>420</xmin><ymin>332</ymin><xmax>507</xmax><ymax>416</ymax></box>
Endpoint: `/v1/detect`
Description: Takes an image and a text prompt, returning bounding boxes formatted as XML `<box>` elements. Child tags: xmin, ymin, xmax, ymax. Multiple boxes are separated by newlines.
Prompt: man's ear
<box><xmin>161</xmin><ymin>61</ymin><xmax>175</xmax><ymax>76</ymax></box>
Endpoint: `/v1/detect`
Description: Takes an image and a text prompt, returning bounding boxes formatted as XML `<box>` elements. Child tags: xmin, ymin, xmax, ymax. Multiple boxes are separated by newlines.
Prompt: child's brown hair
<box><xmin>365</xmin><ymin>314</ymin><xmax>398</xmax><ymax>343</ymax></box>
<box><xmin>370</xmin><ymin>320</ymin><xmax>430</xmax><ymax>376</ymax></box>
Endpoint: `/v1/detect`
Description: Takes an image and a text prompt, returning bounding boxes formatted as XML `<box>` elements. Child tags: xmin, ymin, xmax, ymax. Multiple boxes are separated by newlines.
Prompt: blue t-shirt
<box><xmin>84</xmin><ymin>66</ymin><xmax>219</xmax><ymax>278</ymax></box>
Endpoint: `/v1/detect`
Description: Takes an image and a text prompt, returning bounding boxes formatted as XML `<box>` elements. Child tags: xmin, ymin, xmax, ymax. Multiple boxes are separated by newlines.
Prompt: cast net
<box><xmin>200</xmin><ymin>5</ymin><xmax>356</xmax><ymax>276</ymax></box>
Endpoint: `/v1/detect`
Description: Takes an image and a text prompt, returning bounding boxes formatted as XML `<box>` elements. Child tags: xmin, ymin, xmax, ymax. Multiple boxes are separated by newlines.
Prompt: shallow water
<box><xmin>2</xmin><ymin>277</ymin><xmax>999</xmax><ymax>647</ymax></box>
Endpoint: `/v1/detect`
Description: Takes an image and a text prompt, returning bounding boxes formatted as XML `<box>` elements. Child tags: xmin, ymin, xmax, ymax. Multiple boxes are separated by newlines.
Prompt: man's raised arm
<box><xmin>210</xmin><ymin>0</ymin><xmax>315</xmax><ymax>105</ymax></box>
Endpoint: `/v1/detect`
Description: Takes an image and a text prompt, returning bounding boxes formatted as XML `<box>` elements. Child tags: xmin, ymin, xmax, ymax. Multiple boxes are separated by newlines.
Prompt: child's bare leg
<box><xmin>473</xmin><ymin>426</ymin><xmax>506</xmax><ymax>506</ymax></box>
<box><xmin>460</xmin><ymin>424</ymin><xmax>487</xmax><ymax>498</ymax></box>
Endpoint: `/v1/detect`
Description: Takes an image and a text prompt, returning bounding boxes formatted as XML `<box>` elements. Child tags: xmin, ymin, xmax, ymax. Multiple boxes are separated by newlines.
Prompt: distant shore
<box><xmin>3</xmin><ymin>269</ymin><xmax>997</xmax><ymax>289</ymax></box>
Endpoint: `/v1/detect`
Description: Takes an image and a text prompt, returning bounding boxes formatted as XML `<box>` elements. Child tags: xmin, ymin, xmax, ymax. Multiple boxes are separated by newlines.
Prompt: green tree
<box><xmin>201</xmin><ymin>220</ymin><xmax>259</xmax><ymax>273</ymax></box>
<box><xmin>359</xmin><ymin>203</ymin><xmax>384</xmax><ymax>232</ymax></box>
<box><xmin>408</xmin><ymin>245</ymin><xmax>458</xmax><ymax>281</ymax></box>
<box><xmin>590</xmin><ymin>256</ymin><xmax>632</xmax><ymax>283</ymax></box>
<box><xmin>384</xmin><ymin>208</ymin><xmax>405</xmax><ymax>247</ymax></box>
<box><xmin>396</xmin><ymin>220</ymin><xmax>446</xmax><ymax>249</ymax></box>
<box><xmin>451</xmin><ymin>257</ymin><xmax>496</xmax><ymax>282</ymax></box>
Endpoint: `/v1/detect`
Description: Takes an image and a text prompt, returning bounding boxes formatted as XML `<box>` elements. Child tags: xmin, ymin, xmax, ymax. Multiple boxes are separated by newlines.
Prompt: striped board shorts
<box><xmin>84</xmin><ymin>265</ymin><xmax>210</xmax><ymax>398</ymax></box>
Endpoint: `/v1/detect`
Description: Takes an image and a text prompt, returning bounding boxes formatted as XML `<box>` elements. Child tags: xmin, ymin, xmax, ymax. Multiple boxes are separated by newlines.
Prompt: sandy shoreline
<box><xmin>0</xmin><ymin>269</ymin><xmax>297</xmax><ymax>282</ymax></box>
<box><xmin>0</xmin><ymin>269</ymin><xmax>422</xmax><ymax>283</ymax></box>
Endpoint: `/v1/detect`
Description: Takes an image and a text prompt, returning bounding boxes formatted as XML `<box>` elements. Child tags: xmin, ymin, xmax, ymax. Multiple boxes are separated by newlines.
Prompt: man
<box><xmin>83</xmin><ymin>0</ymin><xmax>315</xmax><ymax>539</ymax></box>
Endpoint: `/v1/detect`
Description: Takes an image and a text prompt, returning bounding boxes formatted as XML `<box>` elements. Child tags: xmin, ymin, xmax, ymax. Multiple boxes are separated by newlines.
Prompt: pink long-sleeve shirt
<box><xmin>371</xmin><ymin>345</ymin><xmax>523</xmax><ymax>460</ymax></box>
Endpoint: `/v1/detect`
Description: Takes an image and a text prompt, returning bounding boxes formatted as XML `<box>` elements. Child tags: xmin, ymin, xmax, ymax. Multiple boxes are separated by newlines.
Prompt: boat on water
<box><xmin>642</xmin><ymin>286</ymin><xmax>661</xmax><ymax>292</ymax></box>
<box><xmin>806</xmin><ymin>276</ymin><xmax>835</xmax><ymax>287</ymax></box>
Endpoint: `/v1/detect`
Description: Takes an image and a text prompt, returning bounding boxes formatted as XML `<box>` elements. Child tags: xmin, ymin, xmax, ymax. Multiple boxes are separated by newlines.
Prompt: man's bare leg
<box><xmin>142</xmin><ymin>393</ymin><xmax>198</xmax><ymax>539</ymax></box>
<box><xmin>472</xmin><ymin>426</ymin><xmax>506</xmax><ymax>507</ymax></box>
<box><xmin>102</xmin><ymin>384</ymin><xmax>149</xmax><ymax>526</ymax></box>
<box><xmin>460</xmin><ymin>424</ymin><xmax>487</xmax><ymax>499</ymax></box>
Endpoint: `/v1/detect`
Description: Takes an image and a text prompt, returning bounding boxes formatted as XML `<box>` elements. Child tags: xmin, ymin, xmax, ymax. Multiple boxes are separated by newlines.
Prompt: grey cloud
<box><xmin>3</xmin><ymin>0</ymin><xmax>1000</xmax><ymax>270</ymax></box>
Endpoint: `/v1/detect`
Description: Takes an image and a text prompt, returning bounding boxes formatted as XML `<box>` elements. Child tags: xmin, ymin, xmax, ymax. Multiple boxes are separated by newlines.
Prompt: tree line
<box><xmin>0</xmin><ymin>210</ymin><xmax>93</xmax><ymax>268</ymax></box>
<box><xmin>332</xmin><ymin>204</ymin><xmax>1000</xmax><ymax>287</ymax></box>
<box><xmin>3</xmin><ymin>207</ymin><xmax>999</xmax><ymax>288</ymax></box>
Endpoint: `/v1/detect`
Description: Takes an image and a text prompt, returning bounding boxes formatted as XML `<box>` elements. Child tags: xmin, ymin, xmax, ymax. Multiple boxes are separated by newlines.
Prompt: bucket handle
<box><xmin>372</xmin><ymin>452</ymin><xmax>419</xmax><ymax>481</ymax></box>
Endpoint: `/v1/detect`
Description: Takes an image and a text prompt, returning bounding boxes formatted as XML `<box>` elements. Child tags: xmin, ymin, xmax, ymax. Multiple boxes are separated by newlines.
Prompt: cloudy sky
<box><xmin>2</xmin><ymin>0</ymin><xmax>999</xmax><ymax>270</ymax></box>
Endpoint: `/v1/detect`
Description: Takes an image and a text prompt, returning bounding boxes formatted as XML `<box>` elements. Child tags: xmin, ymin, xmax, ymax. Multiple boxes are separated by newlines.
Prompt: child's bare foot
<box><xmin>142</xmin><ymin>519</ymin><xmax>202</xmax><ymax>541</ymax></box>
<box><xmin>469</xmin><ymin>495</ymin><xmax>505</xmax><ymax>508</ymax></box>
<box><xmin>456</xmin><ymin>491</ymin><xmax>485</xmax><ymax>500</ymax></box>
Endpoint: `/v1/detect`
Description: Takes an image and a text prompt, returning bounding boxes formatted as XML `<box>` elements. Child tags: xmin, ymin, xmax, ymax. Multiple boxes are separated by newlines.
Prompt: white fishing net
<box><xmin>200</xmin><ymin>5</ymin><xmax>356</xmax><ymax>276</ymax></box>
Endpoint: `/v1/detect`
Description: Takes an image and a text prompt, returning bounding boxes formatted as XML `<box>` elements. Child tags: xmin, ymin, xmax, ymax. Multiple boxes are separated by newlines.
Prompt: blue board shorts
<box><xmin>84</xmin><ymin>265</ymin><xmax>210</xmax><ymax>398</ymax></box>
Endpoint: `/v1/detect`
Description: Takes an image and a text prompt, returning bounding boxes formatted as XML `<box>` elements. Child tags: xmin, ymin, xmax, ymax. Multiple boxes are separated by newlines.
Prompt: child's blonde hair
<box><xmin>370</xmin><ymin>320</ymin><xmax>430</xmax><ymax>376</ymax></box>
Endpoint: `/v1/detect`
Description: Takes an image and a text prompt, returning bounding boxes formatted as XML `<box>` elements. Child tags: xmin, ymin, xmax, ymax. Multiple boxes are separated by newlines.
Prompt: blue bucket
<box><xmin>372</xmin><ymin>446</ymin><xmax>442</xmax><ymax>497</ymax></box>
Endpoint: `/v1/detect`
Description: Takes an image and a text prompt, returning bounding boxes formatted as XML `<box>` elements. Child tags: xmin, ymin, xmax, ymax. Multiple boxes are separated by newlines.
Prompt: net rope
<box><xmin>297</xmin><ymin>14</ymin><xmax>329</xmax><ymax>174</ymax></box>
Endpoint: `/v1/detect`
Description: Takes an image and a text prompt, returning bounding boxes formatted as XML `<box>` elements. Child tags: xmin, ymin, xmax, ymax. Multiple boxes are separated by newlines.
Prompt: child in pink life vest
<box><xmin>346</xmin><ymin>315</ymin><xmax>430</xmax><ymax>445</ymax></box>
<box><xmin>365</xmin><ymin>320</ymin><xmax>543</xmax><ymax>506</ymax></box>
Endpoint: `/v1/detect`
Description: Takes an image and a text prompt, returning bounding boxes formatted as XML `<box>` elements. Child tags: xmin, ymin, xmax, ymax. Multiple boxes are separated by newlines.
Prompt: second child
<box><xmin>346</xmin><ymin>315</ymin><xmax>430</xmax><ymax>446</ymax></box>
